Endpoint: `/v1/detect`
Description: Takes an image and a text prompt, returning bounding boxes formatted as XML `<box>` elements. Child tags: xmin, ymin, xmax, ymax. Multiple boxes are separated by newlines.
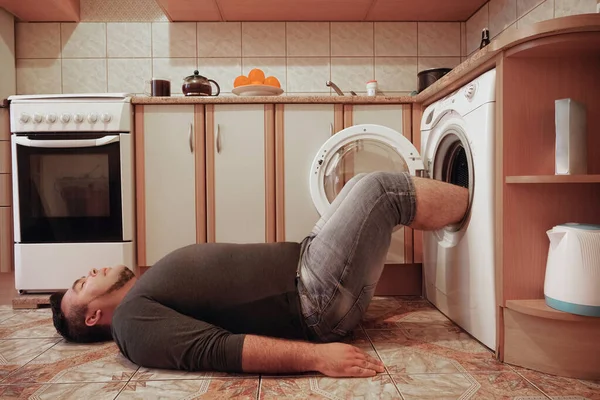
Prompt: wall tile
<box><xmin>62</xmin><ymin>59</ymin><xmax>107</xmax><ymax>93</ymax></box>
<box><xmin>242</xmin><ymin>58</ymin><xmax>286</xmax><ymax>90</ymax></box>
<box><xmin>489</xmin><ymin>0</ymin><xmax>518</xmax><ymax>38</ymax></box>
<box><xmin>16</xmin><ymin>59</ymin><xmax>62</xmax><ymax>94</ymax></box>
<box><xmin>417</xmin><ymin>57</ymin><xmax>461</xmax><ymax>71</ymax></box>
<box><xmin>374</xmin><ymin>57</ymin><xmax>417</xmax><ymax>92</ymax></box>
<box><xmin>374</xmin><ymin>22</ymin><xmax>417</xmax><ymax>56</ymax></box>
<box><xmin>16</xmin><ymin>23</ymin><xmax>61</xmax><ymax>59</ymax></box>
<box><xmin>107</xmin><ymin>58</ymin><xmax>151</xmax><ymax>94</ymax></box>
<box><xmin>198</xmin><ymin>22</ymin><xmax>241</xmax><ymax>58</ymax></box>
<box><xmin>286</xmin><ymin>22</ymin><xmax>330</xmax><ymax>57</ymax></box>
<box><xmin>331</xmin><ymin>22</ymin><xmax>374</xmax><ymax>57</ymax></box>
<box><xmin>152</xmin><ymin>58</ymin><xmax>197</xmax><ymax>94</ymax></box>
<box><xmin>518</xmin><ymin>0</ymin><xmax>555</xmax><ymax>28</ymax></box>
<box><xmin>197</xmin><ymin>58</ymin><xmax>242</xmax><ymax>93</ymax></box>
<box><xmin>466</xmin><ymin>3</ymin><xmax>490</xmax><ymax>54</ymax></box>
<box><xmin>242</xmin><ymin>22</ymin><xmax>286</xmax><ymax>57</ymax></box>
<box><xmin>331</xmin><ymin>57</ymin><xmax>374</xmax><ymax>93</ymax></box>
<box><xmin>80</xmin><ymin>0</ymin><xmax>168</xmax><ymax>22</ymax></box>
<box><xmin>152</xmin><ymin>22</ymin><xmax>196</xmax><ymax>58</ymax></box>
<box><xmin>418</xmin><ymin>23</ymin><xmax>461</xmax><ymax>56</ymax></box>
<box><xmin>554</xmin><ymin>0</ymin><xmax>597</xmax><ymax>16</ymax></box>
<box><xmin>517</xmin><ymin>0</ymin><xmax>546</xmax><ymax>17</ymax></box>
<box><xmin>107</xmin><ymin>23</ymin><xmax>151</xmax><ymax>57</ymax></box>
<box><xmin>61</xmin><ymin>23</ymin><xmax>106</xmax><ymax>58</ymax></box>
<box><xmin>287</xmin><ymin>58</ymin><xmax>330</xmax><ymax>93</ymax></box>
<box><xmin>461</xmin><ymin>22</ymin><xmax>467</xmax><ymax>57</ymax></box>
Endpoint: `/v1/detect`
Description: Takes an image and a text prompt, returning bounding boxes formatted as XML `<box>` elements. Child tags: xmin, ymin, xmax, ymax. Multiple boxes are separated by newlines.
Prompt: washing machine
<box><xmin>308</xmin><ymin>68</ymin><xmax>497</xmax><ymax>350</ymax></box>
<box><xmin>420</xmin><ymin>68</ymin><xmax>497</xmax><ymax>349</ymax></box>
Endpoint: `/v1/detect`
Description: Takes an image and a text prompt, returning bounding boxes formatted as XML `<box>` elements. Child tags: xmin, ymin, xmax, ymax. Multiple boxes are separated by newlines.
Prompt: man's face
<box><xmin>61</xmin><ymin>265</ymin><xmax>135</xmax><ymax>315</ymax></box>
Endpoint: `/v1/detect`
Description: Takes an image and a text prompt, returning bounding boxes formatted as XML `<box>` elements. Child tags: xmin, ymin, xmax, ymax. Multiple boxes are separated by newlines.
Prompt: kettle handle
<box><xmin>209</xmin><ymin>79</ymin><xmax>221</xmax><ymax>96</ymax></box>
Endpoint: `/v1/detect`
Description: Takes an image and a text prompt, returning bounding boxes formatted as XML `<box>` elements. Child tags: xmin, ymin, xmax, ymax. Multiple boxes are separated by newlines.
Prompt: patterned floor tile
<box><xmin>391</xmin><ymin>373</ymin><xmax>482</xmax><ymax>399</ymax></box>
<box><xmin>467</xmin><ymin>372</ymin><xmax>549</xmax><ymax>399</ymax></box>
<box><xmin>259</xmin><ymin>375</ymin><xmax>402</xmax><ymax>399</ymax></box>
<box><xmin>367</xmin><ymin>328</ymin><xmax>509</xmax><ymax>374</ymax></box>
<box><xmin>116</xmin><ymin>378</ymin><xmax>259</xmax><ymax>399</ymax></box>
<box><xmin>131</xmin><ymin>368</ymin><xmax>257</xmax><ymax>381</ymax></box>
<box><xmin>363</xmin><ymin>297</ymin><xmax>455</xmax><ymax>330</ymax></box>
<box><xmin>0</xmin><ymin>381</ymin><xmax>127</xmax><ymax>399</ymax></box>
<box><xmin>3</xmin><ymin>341</ymin><xmax>138</xmax><ymax>384</ymax></box>
<box><xmin>515</xmin><ymin>367</ymin><xmax>600</xmax><ymax>399</ymax></box>
<box><xmin>0</xmin><ymin>338</ymin><xmax>59</xmax><ymax>382</ymax></box>
<box><xmin>0</xmin><ymin>310</ymin><xmax>60</xmax><ymax>339</ymax></box>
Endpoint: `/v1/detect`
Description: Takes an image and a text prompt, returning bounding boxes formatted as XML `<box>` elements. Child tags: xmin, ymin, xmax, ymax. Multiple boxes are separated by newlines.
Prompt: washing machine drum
<box><xmin>310</xmin><ymin>124</ymin><xmax>424</xmax><ymax>217</ymax></box>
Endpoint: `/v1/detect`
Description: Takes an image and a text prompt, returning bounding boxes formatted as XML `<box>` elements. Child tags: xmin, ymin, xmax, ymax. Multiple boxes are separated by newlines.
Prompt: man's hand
<box><xmin>314</xmin><ymin>342</ymin><xmax>385</xmax><ymax>377</ymax></box>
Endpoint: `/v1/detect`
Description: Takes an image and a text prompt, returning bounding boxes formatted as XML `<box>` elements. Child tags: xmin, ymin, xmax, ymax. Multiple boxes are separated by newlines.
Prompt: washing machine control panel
<box><xmin>464</xmin><ymin>83</ymin><xmax>477</xmax><ymax>100</ymax></box>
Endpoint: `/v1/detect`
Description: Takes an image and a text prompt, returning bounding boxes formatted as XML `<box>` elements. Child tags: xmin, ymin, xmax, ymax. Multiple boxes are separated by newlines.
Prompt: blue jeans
<box><xmin>297</xmin><ymin>172</ymin><xmax>417</xmax><ymax>342</ymax></box>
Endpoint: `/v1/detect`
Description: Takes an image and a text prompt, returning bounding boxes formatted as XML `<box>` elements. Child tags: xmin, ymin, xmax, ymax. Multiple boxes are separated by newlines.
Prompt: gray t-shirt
<box><xmin>111</xmin><ymin>242</ymin><xmax>309</xmax><ymax>372</ymax></box>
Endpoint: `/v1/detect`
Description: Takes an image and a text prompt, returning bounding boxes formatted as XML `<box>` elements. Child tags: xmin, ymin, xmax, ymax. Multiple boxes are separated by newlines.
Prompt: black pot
<box><xmin>417</xmin><ymin>68</ymin><xmax>452</xmax><ymax>92</ymax></box>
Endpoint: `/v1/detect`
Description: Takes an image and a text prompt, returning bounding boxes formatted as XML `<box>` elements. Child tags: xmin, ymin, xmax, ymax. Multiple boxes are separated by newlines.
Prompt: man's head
<box><xmin>50</xmin><ymin>265</ymin><xmax>136</xmax><ymax>343</ymax></box>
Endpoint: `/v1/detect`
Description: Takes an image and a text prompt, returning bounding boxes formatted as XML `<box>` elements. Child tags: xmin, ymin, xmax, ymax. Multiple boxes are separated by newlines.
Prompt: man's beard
<box><xmin>106</xmin><ymin>267</ymin><xmax>135</xmax><ymax>294</ymax></box>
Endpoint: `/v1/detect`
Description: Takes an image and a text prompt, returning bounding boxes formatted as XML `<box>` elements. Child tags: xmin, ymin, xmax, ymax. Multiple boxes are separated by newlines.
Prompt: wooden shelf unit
<box><xmin>505</xmin><ymin>175</ymin><xmax>600</xmax><ymax>183</ymax></box>
<box><xmin>505</xmin><ymin>299</ymin><xmax>599</xmax><ymax>322</ymax></box>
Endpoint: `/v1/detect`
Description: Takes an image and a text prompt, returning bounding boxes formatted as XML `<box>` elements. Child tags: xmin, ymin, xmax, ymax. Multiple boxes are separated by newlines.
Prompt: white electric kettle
<box><xmin>544</xmin><ymin>223</ymin><xmax>600</xmax><ymax>317</ymax></box>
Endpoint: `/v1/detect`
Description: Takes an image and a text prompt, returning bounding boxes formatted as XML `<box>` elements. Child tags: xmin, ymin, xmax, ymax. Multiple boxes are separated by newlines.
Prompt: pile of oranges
<box><xmin>234</xmin><ymin>68</ymin><xmax>281</xmax><ymax>88</ymax></box>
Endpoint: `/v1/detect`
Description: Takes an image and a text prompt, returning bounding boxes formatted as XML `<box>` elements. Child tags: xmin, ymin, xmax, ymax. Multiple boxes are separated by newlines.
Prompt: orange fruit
<box><xmin>234</xmin><ymin>75</ymin><xmax>250</xmax><ymax>88</ymax></box>
<box><xmin>264</xmin><ymin>76</ymin><xmax>281</xmax><ymax>88</ymax></box>
<box><xmin>248</xmin><ymin>68</ymin><xmax>265</xmax><ymax>84</ymax></box>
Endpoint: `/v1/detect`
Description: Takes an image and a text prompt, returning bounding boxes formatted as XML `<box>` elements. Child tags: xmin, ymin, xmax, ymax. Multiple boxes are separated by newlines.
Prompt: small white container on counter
<box><xmin>554</xmin><ymin>98</ymin><xmax>587</xmax><ymax>175</ymax></box>
<box><xmin>366</xmin><ymin>80</ymin><xmax>377</xmax><ymax>96</ymax></box>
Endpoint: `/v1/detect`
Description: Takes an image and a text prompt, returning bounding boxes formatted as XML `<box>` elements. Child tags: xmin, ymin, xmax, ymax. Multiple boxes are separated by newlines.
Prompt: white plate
<box><xmin>232</xmin><ymin>85</ymin><xmax>284</xmax><ymax>97</ymax></box>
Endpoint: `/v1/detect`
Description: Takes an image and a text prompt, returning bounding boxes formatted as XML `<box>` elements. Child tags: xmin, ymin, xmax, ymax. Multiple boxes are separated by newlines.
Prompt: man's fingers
<box><xmin>358</xmin><ymin>359</ymin><xmax>385</xmax><ymax>373</ymax></box>
<box><xmin>348</xmin><ymin>366</ymin><xmax>377</xmax><ymax>377</ymax></box>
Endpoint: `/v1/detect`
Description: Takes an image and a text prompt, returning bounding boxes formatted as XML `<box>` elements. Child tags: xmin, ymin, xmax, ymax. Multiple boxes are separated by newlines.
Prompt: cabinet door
<box><xmin>277</xmin><ymin>104</ymin><xmax>336</xmax><ymax>242</ymax></box>
<box><xmin>142</xmin><ymin>105</ymin><xmax>197</xmax><ymax>265</ymax></box>
<box><xmin>207</xmin><ymin>104</ymin><xmax>271</xmax><ymax>243</ymax></box>
<box><xmin>347</xmin><ymin>104</ymin><xmax>410</xmax><ymax>264</ymax></box>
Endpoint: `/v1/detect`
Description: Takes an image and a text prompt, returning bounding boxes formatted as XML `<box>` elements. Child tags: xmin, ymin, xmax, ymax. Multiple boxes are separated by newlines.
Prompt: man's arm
<box><xmin>241</xmin><ymin>335</ymin><xmax>385</xmax><ymax>377</ymax></box>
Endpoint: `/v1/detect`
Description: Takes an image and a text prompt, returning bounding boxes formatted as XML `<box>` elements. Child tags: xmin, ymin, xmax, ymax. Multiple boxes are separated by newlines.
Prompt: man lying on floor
<box><xmin>50</xmin><ymin>172</ymin><xmax>468</xmax><ymax>378</ymax></box>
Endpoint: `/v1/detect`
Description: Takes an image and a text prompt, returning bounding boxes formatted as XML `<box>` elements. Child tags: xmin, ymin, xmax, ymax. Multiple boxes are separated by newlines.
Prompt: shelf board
<box><xmin>505</xmin><ymin>299</ymin><xmax>600</xmax><ymax>322</ymax></box>
<box><xmin>506</xmin><ymin>175</ymin><xmax>600</xmax><ymax>184</ymax></box>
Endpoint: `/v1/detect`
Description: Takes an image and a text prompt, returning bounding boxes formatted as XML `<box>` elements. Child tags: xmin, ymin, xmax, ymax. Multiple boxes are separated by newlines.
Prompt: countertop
<box><xmin>131</xmin><ymin>94</ymin><xmax>417</xmax><ymax>104</ymax></box>
<box><xmin>132</xmin><ymin>14</ymin><xmax>600</xmax><ymax>107</ymax></box>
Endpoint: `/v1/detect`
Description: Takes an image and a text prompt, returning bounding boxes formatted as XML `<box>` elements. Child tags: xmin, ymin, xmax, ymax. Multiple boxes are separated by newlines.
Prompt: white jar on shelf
<box><xmin>366</xmin><ymin>80</ymin><xmax>378</xmax><ymax>96</ymax></box>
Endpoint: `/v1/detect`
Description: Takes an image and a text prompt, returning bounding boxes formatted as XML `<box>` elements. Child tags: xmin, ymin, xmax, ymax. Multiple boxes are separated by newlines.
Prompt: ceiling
<box><xmin>156</xmin><ymin>0</ymin><xmax>488</xmax><ymax>22</ymax></box>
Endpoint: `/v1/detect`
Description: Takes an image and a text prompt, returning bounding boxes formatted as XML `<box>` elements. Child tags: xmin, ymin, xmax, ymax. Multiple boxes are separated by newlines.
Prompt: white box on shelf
<box><xmin>554</xmin><ymin>98</ymin><xmax>587</xmax><ymax>175</ymax></box>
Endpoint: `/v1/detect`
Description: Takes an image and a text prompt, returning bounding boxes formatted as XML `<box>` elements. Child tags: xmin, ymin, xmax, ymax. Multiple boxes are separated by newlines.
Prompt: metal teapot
<box><xmin>182</xmin><ymin>70</ymin><xmax>220</xmax><ymax>96</ymax></box>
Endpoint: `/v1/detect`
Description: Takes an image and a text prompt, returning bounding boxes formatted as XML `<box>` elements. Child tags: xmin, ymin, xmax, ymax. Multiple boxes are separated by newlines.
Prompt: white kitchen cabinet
<box><xmin>276</xmin><ymin>104</ymin><xmax>336</xmax><ymax>242</ymax></box>
<box><xmin>346</xmin><ymin>104</ymin><xmax>410</xmax><ymax>264</ymax></box>
<box><xmin>141</xmin><ymin>105</ymin><xmax>198</xmax><ymax>265</ymax></box>
<box><xmin>207</xmin><ymin>104</ymin><xmax>271</xmax><ymax>243</ymax></box>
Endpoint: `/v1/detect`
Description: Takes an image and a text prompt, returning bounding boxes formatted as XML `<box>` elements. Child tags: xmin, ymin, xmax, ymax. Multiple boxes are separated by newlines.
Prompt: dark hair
<box><xmin>49</xmin><ymin>292</ymin><xmax>113</xmax><ymax>343</ymax></box>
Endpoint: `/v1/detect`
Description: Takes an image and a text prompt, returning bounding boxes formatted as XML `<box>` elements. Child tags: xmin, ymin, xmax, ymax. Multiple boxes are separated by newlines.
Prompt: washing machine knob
<box><xmin>464</xmin><ymin>84</ymin><xmax>476</xmax><ymax>100</ymax></box>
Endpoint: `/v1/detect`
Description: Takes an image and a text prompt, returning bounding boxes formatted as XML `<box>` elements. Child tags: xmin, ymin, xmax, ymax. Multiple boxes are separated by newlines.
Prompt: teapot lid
<box><xmin>184</xmin><ymin>70</ymin><xmax>206</xmax><ymax>81</ymax></box>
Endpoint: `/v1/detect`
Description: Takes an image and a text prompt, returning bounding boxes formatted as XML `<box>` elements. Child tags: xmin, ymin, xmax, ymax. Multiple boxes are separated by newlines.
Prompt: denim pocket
<box><xmin>331</xmin><ymin>282</ymin><xmax>378</xmax><ymax>336</ymax></box>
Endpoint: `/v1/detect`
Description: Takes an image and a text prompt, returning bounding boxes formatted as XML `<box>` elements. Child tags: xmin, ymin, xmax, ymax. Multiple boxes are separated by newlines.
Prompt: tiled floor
<box><xmin>0</xmin><ymin>296</ymin><xmax>598</xmax><ymax>399</ymax></box>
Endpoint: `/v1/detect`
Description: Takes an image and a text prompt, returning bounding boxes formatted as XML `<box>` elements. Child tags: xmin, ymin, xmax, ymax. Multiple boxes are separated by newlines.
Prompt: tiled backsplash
<box><xmin>15</xmin><ymin>20</ymin><xmax>464</xmax><ymax>96</ymax></box>
<box><xmin>14</xmin><ymin>0</ymin><xmax>598</xmax><ymax>96</ymax></box>
<box><xmin>465</xmin><ymin>0</ymin><xmax>598</xmax><ymax>56</ymax></box>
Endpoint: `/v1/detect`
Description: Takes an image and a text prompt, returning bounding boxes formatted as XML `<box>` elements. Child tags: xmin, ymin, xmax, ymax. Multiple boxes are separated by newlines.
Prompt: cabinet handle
<box><xmin>330</xmin><ymin>123</ymin><xmax>333</xmax><ymax>136</ymax></box>
<box><xmin>216</xmin><ymin>124</ymin><xmax>221</xmax><ymax>154</ymax></box>
<box><xmin>188</xmin><ymin>122</ymin><xmax>194</xmax><ymax>153</ymax></box>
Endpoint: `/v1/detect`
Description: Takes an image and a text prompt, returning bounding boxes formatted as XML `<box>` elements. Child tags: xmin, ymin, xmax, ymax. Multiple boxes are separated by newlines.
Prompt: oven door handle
<box><xmin>14</xmin><ymin>135</ymin><xmax>120</xmax><ymax>148</ymax></box>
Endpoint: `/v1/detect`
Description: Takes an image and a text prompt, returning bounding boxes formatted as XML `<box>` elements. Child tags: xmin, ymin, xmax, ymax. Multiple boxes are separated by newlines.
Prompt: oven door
<box><xmin>12</xmin><ymin>133</ymin><xmax>128</xmax><ymax>243</ymax></box>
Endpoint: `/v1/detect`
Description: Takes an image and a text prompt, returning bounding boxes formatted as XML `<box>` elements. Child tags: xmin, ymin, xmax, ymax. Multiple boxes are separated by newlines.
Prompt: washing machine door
<box><xmin>309</xmin><ymin>124</ymin><xmax>424</xmax><ymax>216</ymax></box>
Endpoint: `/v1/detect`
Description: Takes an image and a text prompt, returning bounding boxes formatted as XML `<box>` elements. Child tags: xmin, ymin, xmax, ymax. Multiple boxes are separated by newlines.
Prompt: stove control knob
<box><xmin>33</xmin><ymin>113</ymin><xmax>43</xmax><ymax>124</ymax></box>
<box><xmin>45</xmin><ymin>113</ymin><xmax>57</xmax><ymax>123</ymax></box>
<box><xmin>101</xmin><ymin>113</ymin><xmax>112</xmax><ymax>123</ymax></box>
<box><xmin>19</xmin><ymin>113</ymin><xmax>30</xmax><ymax>123</ymax></box>
<box><xmin>464</xmin><ymin>83</ymin><xmax>476</xmax><ymax>100</ymax></box>
<box><xmin>87</xmin><ymin>113</ymin><xmax>98</xmax><ymax>123</ymax></box>
<box><xmin>60</xmin><ymin>113</ymin><xmax>71</xmax><ymax>123</ymax></box>
<box><xmin>74</xmin><ymin>113</ymin><xmax>84</xmax><ymax>123</ymax></box>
